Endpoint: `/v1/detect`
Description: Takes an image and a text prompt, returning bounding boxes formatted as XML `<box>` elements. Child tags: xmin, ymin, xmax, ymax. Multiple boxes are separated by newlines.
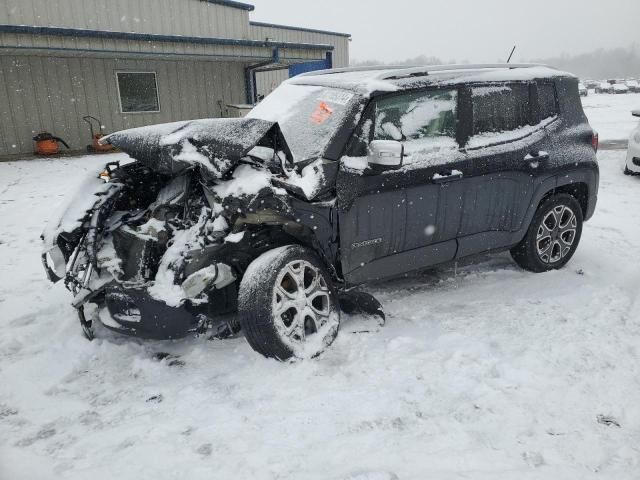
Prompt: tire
<box><xmin>624</xmin><ymin>166</ymin><xmax>634</xmax><ymax>176</ymax></box>
<box><xmin>238</xmin><ymin>245</ymin><xmax>340</xmax><ymax>360</ymax></box>
<box><xmin>511</xmin><ymin>194</ymin><xmax>583</xmax><ymax>273</ymax></box>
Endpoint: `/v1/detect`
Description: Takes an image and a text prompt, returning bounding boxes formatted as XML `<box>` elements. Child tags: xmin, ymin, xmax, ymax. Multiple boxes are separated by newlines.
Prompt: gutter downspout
<box><xmin>245</xmin><ymin>48</ymin><xmax>280</xmax><ymax>104</ymax></box>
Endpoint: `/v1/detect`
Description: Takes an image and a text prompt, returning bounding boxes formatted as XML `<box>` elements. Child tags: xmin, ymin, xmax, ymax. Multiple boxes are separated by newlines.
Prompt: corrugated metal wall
<box><xmin>250</xmin><ymin>23</ymin><xmax>350</xmax><ymax>99</ymax></box>
<box><xmin>0</xmin><ymin>0</ymin><xmax>250</xmax><ymax>38</ymax></box>
<box><xmin>255</xmin><ymin>69</ymin><xmax>290</xmax><ymax>99</ymax></box>
<box><xmin>0</xmin><ymin>55</ymin><xmax>247</xmax><ymax>156</ymax></box>
<box><xmin>249</xmin><ymin>24</ymin><xmax>350</xmax><ymax>67</ymax></box>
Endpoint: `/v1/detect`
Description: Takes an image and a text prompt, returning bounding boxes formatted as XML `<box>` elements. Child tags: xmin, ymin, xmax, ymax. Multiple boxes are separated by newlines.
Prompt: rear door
<box><xmin>337</xmin><ymin>88</ymin><xmax>464</xmax><ymax>285</ymax></box>
<box><xmin>453</xmin><ymin>81</ymin><xmax>557</xmax><ymax>257</ymax></box>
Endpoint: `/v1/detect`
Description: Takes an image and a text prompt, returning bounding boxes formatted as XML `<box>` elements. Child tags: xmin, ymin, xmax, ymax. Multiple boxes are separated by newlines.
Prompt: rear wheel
<box><xmin>238</xmin><ymin>245</ymin><xmax>340</xmax><ymax>360</ymax></box>
<box><xmin>511</xmin><ymin>194</ymin><xmax>583</xmax><ymax>273</ymax></box>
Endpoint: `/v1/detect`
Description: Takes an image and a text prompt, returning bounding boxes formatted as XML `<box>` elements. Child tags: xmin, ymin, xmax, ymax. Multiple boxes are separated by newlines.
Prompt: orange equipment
<box><xmin>33</xmin><ymin>132</ymin><xmax>70</xmax><ymax>156</ymax></box>
<box><xmin>83</xmin><ymin>116</ymin><xmax>115</xmax><ymax>153</ymax></box>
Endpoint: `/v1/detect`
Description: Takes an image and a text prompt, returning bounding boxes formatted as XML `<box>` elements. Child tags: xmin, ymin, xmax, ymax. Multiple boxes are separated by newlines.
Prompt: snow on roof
<box><xmin>290</xmin><ymin>64</ymin><xmax>576</xmax><ymax>96</ymax></box>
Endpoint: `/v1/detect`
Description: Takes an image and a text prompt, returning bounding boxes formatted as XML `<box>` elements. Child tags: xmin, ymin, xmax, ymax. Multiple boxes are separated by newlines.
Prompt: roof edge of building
<box><xmin>0</xmin><ymin>25</ymin><xmax>334</xmax><ymax>51</ymax></box>
<box><xmin>205</xmin><ymin>0</ymin><xmax>255</xmax><ymax>12</ymax></box>
<box><xmin>250</xmin><ymin>21</ymin><xmax>351</xmax><ymax>38</ymax></box>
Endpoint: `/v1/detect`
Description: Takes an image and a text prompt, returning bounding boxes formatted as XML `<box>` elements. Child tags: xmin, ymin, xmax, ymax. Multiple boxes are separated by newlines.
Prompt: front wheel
<box><xmin>511</xmin><ymin>194</ymin><xmax>583</xmax><ymax>273</ymax></box>
<box><xmin>238</xmin><ymin>245</ymin><xmax>340</xmax><ymax>360</ymax></box>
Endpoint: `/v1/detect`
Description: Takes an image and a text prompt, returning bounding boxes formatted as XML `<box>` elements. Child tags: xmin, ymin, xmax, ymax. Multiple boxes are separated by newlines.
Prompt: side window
<box><xmin>373</xmin><ymin>89</ymin><xmax>458</xmax><ymax>147</ymax></box>
<box><xmin>345</xmin><ymin>89</ymin><xmax>458</xmax><ymax>159</ymax></box>
<box><xmin>471</xmin><ymin>83</ymin><xmax>533</xmax><ymax>135</ymax></box>
<box><xmin>537</xmin><ymin>82</ymin><xmax>558</xmax><ymax>120</ymax></box>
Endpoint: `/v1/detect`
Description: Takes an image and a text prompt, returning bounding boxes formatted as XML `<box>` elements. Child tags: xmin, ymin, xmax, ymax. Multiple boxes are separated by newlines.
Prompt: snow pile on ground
<box><xmin>1</xmin><ymin>104</ymin><xmax>640</xmax><ymax>480</ymax></box>
<box><xmin>581</xmin><ymin>92</ymin><xmax>640</xmax><ymax>141</ymax></box>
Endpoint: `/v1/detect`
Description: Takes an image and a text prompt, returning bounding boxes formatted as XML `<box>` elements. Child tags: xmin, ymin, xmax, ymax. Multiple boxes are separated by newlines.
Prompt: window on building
<box><xmin>537</xmin><ymin>82</ymin><xmax>558</xmax><ymax>120</ymax></box>
<box><xmin>116</xmin><ymin>72</ymin><xmax>160</xmax><ymax>113</ymax></box>
<box><xmin>471</xmin><ymin>83</ymin><xmax>532</xmax><ymax>135</ymax></box>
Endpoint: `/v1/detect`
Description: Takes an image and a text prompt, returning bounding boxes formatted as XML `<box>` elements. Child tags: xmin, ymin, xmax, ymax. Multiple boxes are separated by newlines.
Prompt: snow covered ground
<box><xmin>581</xmin><ymin>92</ymin><xmax>640</xmax><ymax>142</ymax></box>
<box><xmin>2</xmin><ymin>99</ymin><xmax>640</xmax><ymax>480</ymax></box>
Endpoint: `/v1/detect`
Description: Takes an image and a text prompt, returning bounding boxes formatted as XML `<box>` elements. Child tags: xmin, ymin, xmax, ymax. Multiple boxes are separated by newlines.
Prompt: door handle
<box><xmin>525</xmin><ymin>151</ymin><xmax>550</xmax><ymax>170</ymax></box>
<box><xmin>432</xmin><ymin>170</ymin><xmax>463</xmax><ymax>184</ymax></box>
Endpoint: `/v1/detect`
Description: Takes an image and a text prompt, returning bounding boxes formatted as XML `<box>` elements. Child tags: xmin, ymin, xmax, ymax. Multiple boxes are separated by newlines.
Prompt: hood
<box><xmin>104</xmin><ymin>118</ymin><xmax>293</xmax><ymax>177</ymax></box>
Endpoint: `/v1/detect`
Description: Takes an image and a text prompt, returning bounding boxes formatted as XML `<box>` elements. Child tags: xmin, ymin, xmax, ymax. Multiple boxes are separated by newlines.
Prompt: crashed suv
<box><xmin>42</xmin><ymin>64</ymin><xmax>599</xmax><ymax>360</ymax></box>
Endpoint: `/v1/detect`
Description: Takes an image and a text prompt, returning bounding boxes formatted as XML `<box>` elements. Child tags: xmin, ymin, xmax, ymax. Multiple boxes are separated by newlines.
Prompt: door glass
<box><xmin>372</xmin><ymin>89</ymin><xmax>459</xmax><ymax>162</ymax></box>
<box><xmin>468</xmin><ymin>83</ymin><xmax>534</xmax><ymax>148</ymax></box>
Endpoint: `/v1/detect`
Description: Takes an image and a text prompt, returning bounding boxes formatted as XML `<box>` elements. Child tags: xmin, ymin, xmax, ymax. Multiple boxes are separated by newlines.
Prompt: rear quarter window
<box><xmin>537</xmin><ymin>82</ymin><xmax>559</xmax><ymax>120</ymax></box>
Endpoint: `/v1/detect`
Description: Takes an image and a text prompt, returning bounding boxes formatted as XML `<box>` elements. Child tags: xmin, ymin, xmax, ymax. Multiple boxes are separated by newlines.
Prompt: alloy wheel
<box><xmin>536</xmin><ymin>205</ymin><xmax>578</xmax><ymax>264</ymax></box>
<box><xmin>273</xmin><ymin>260</ymin><xmax>333</xmax><ymax>344</ymax></box>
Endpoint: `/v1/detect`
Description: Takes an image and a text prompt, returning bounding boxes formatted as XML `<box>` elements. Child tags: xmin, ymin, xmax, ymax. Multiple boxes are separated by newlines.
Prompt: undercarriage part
<box><xmin>338</xmin><ymin>290</ymin><xmax>386</xmax><ymax>324</ymax></box>
<box><xmin>77</xmin><ymin>305</ymin><xmax>95</xmax><ymax>341</ymax></box>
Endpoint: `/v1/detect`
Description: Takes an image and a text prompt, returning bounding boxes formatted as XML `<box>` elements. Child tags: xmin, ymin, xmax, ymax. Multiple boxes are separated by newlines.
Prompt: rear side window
<box><xmin>471</xmin><ymin>83</ymin><xmax>533</xmax><ymax>135</ymax></box>
<box><xmin>537</xmin><ymin>82</ymin><xmax>558</xmax><ymax>120</ymax></box>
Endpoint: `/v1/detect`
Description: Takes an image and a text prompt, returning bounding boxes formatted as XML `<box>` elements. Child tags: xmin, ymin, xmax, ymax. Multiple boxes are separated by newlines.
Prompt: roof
<box><xmin>205</xmin><ymin>0</ymin><xmax>255</xmax><ymax>11</ymax></box>
<box><xmin>250</xmin><ymin>21</ymin><xmax>351</xmax><ymax>38</ymax></box>
<box><xmin>288</xmin><ymin>64</ymin><xmax>576</xmax><ymax>95</ymax></box>
<box><xmin>0</xmin><ymin>24</ymin><xmax>334</xmax><ymax>51</ymax></box>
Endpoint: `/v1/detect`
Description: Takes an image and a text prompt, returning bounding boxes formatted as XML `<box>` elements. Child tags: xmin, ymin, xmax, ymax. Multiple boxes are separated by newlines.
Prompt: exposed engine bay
<box><xmin>41</xmin><ymin>118</ymin><xmax>339</xmax><ymax>340</ymax></box>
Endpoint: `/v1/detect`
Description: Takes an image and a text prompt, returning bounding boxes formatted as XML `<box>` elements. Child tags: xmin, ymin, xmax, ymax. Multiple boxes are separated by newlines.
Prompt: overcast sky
<box><xmin>249</xmin><ymin>0</ymin><xmax>640</xmax><ymax>63</ymax></box>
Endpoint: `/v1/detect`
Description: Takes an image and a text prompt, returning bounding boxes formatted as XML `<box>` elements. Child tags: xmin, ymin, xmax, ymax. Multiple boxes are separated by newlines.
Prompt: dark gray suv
<box><xmin>42</xmin><ymin>64</ymin><xmax>599</xmax><ymax>360</ymax></box>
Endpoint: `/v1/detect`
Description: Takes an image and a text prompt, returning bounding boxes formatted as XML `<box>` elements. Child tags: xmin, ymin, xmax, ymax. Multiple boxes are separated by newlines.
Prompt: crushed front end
<box><xmin>42</xmin><ymin>118</ymin><xmax>333</xmax><ymax>340</ymax></box>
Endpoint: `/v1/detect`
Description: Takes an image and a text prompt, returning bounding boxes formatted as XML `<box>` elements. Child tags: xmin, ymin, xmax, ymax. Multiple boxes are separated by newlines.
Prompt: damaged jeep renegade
<box><xmin>42</xmin><ymin>64</ymin><xmax>599</xmax><ymax>360</ymax></box>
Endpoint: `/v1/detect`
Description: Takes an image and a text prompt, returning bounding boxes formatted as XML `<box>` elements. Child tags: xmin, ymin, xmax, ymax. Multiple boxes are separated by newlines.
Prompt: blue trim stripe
<box><xmin>205</xmin><ymin>0</ymin><xmax>255</xmax><ymax>11</ymax></box>
<box><xmin>0</xmin><ymin>25</ymin><xmax>334</xmax><ymax>51</ymax></box>
<box><xmin>250</xmin><ymin>21</ymin><xmax>351</xmax><ymax>38</ymax></box>
<box><xmin>0</xmin><ymin>44</ymin><xmax>275</xmax><ymax>60</ymax></box>
<box><xmin>0</xmin><ymin>45</ymin><xmax>320</xmax><ymax>65</ymax></box>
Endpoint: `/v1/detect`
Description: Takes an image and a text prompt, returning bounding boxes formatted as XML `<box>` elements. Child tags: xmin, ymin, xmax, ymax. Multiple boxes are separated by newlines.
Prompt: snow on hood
<box><xmin>103</xmin><ymin>118</ymin><xmax>285</xmax><ymax>177</ymax></box>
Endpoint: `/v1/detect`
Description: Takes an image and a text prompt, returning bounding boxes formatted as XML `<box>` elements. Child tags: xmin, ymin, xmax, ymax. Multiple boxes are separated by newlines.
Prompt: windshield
<box><xmin>247</xmin><ymin>83</ymin><xmax>360</xmax><ymax>162</ymax></box>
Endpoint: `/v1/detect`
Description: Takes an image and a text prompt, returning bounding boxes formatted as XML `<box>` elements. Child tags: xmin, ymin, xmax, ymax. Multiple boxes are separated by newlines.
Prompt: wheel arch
<box><xmin>537</xmin><ymin>181</ymin><xmax>589</xmax><ymax>218</ymax></box>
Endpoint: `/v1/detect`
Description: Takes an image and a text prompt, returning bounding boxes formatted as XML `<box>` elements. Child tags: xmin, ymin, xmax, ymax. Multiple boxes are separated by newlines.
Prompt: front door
<box><xmin>337</xmin><ymin>88</ymin><xmax>464</xmax><ymax>285</ymax></box>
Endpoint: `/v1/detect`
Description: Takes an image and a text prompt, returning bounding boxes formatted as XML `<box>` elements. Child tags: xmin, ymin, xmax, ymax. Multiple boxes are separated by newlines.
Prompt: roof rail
<box><xmin>296</xmin><ymin>63</ymin><xmax>551</xmax><ymax>79</ymax></box>
<box><xmin>378</xmin><ymin>63</ymin><xmax>550</xmax><ymax>80</ymax></box>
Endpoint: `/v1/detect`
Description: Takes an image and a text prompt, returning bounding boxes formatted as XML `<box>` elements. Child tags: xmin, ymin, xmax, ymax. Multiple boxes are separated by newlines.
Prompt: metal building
<box><xmin>0</xmin><ymin>0</ymin><xmax>350</xmax><ymax>157</ymax></box>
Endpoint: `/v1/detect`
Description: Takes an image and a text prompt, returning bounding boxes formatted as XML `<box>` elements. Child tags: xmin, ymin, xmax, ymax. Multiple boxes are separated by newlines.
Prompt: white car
<box><xmin>578</xmin><ymin>82</ymin><xmax>588</xmax><ymax>96</ymax></box>
<box><xmin>625</xmin><ymin>109</ymin><xmax>640</xmax><ymax>175</ymax></box>
<box><xmin>596</xmin><ymin>82</ymin><xmax>613</xmax><ymax>94</ymax></box>
<box><xmin>613</xmin><ymin>83</ymin><xmax>629</xmax><ymax>94</ymax></box>
<box><xmin>626</xmin><ymin>80</ymin><xmax>640</xmax><ymax>93</ymax></box>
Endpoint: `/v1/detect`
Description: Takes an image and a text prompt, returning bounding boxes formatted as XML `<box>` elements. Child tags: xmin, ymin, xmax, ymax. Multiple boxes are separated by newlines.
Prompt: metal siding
<box><xmin>249</xmin><ymin>25</ymin><xmax>349</xmax><ymax>67</ymax></box>
<box><xmin>255</xmin><ymin>69</ymin><xmax>289</xmax><ymax>99</ymax></box>
<box><xmin>0</xmin><ymin>55</ymin><xmax>247</xmax><ymax>156</ymax></box>
<box><xmin>0</xmin><ymin>57</ymin><xmax>20</xmax><ymax>154</ymax></box>
<box><xmin>2</xmin><ymin>0</ymin><xmax>249</xmax><ymax>39</ymax></box>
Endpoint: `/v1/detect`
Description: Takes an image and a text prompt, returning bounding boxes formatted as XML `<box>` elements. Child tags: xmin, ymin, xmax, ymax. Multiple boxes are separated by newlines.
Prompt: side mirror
<box><xmin>368</xmin><ymin>140</ymin><xmax>404</xmax><ymax>170</ymax></box>
<box><xmin>632</xmin><ymin>110</ymin><xmax>640</xmax><ymax>118</ymax></box>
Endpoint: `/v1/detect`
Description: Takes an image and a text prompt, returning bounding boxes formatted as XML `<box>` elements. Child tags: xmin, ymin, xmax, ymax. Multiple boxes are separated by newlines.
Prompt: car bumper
<box><xmin>97</xmin><ymin>286</ymin><xmax>203</xmax><ymax>340</ymax></box>
<box><xmin>626</xmin><ymin>134</ymin><xmax>640</xmax><ymax>173</ymax></box>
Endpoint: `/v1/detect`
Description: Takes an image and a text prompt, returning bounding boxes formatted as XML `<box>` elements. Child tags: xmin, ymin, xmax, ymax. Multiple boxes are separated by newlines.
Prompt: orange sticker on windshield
<box><xmin>310</xmin><ymin>101</ymin><xmax>334</xmax><ymax>124</ymax></box>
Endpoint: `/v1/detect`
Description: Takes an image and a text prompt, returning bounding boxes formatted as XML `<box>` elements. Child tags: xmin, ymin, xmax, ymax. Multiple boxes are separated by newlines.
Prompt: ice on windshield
<box><xmin>248</xmin><ymin>83</ymin><xmax>359</xmax><ymax>162</ymax></box>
